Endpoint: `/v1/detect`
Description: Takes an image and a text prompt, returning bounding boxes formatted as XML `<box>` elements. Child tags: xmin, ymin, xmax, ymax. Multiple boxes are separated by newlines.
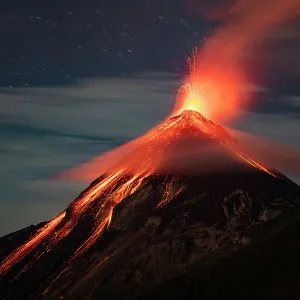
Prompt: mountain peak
<box><xmin>1</xmin><ymin>108</ymin><xmax>299</xmax><ymax>300</ymax></box>
<box><xmin>155</xmin><ymin>109</ymin><xmax>233</xmax><ymax>146</ymax></box>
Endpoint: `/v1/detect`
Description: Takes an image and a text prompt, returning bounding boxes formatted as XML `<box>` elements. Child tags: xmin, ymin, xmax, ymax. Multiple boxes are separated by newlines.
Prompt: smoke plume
<box><xmin>187</xmin><ymin>0</ymin><xmax>300</xmax><ymax>121</ymax></box>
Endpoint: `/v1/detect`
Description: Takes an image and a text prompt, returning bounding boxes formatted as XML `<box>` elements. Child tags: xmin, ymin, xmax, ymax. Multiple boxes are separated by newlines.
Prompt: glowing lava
<box><xmin>171</xmin><ymin>47</ymin><xmax>246</xmax><ymax>122</ymax></box>
<box><xmin>156</xmin><ymin>177</ymin><xmax>186</xmax><ymax>208</ymax></box>
<box><xmin>172</xmin><ymin>50</ymin><xmax>208</xmax><ymax>118</ymax></box>
<box><xmin>0</xmin><ymin>212</ymin><xmax>66</xmax><ymax>276</ymax></box>
<box><xmin>177</xmin><ymin>83</ymin><xmax>205</xmax><ymax>114</ymax></box>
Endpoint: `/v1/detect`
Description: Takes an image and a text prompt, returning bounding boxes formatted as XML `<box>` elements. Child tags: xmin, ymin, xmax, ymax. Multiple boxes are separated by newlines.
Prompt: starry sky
<box><xmin>0</xmin><ymin>0</ymin><xmax>209</xmax><ymax>86</ymax></box>
<box><xmin>0</xmin><ymin>0</ymin><xmax>300</xmax><ymax>235</ymax></box>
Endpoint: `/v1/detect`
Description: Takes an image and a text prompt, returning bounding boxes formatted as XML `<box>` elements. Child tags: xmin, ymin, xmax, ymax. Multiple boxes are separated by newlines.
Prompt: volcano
<box><xmin>1</xmin><ymin>109</ymin><xmax>300</xmax><ymax>300</ymax></box>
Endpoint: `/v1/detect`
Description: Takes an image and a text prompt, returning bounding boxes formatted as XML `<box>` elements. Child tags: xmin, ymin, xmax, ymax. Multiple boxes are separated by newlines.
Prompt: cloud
<box><xmin>266</xmin><ymin>22</ymin><xmax>300</xmax><ymax>40</ymax></box>
<box><xmin>0</xmin><ymin>73</ymin><xmax>180</xmax><ymax>137</ymax></box>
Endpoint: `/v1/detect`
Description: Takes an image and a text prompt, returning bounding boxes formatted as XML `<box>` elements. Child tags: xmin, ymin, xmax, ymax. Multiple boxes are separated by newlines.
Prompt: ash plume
<box><xmin>185</xmin><ymin>0</ymin><xmax>300</xmax><ymax>121</ymax></box>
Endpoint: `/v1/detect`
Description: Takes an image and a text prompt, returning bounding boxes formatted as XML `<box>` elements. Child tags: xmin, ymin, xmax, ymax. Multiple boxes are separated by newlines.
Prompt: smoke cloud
<box><xmin>187</xmin><ymin>0</ymin><xmax>300</xmax><ymax>121</ymax></box>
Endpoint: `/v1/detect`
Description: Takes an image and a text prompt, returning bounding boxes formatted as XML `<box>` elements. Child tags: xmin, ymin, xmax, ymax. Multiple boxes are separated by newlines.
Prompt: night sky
<box><xmin>0</xmin><ymin>0</ymin><xmax>211</xmax><ymax>86</ymax></box>
<box><xmin>0</xmin><ymin>0</ymin><xmax>299</xmax><ymax>235</ymax></box>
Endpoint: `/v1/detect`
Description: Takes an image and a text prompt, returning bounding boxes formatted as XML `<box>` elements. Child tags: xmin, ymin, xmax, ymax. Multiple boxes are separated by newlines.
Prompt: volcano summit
<box><xmin>1</xmin><ymin>109</ymin><xmax>300</xmax><ymax>300</ymax></box>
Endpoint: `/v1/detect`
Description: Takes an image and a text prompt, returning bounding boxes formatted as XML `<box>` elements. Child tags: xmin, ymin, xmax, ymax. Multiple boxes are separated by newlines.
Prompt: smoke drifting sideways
<box><xmin>57</xmin><ymin>124</ymin><xmax>300</xmax><ymax>182</ymax></box>
<box><xmin>57</xmin><ymin>135</ymin><xmax>244</xmax><ymax>181</ymax></box>
<box><xmin>57</xmin><ymin>106</ymin><xmax>300</xmax><ymax>182</ymax></box>
<box><xmin>227</xmin><ymin>128</ymin><xmax>300</xmax><ymax>177</ymax></box>
<box><xmin>184</xmin><ymin>0</ymin><xmax>300</xmax><ymax>122</ymax></box>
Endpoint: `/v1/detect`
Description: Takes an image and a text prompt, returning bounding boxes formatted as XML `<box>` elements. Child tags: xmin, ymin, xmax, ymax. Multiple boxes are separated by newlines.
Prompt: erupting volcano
<box><xmin>1</xmin><ymin>75</ymin><xmax>300</xmax><ymax>299</ymax></box>
<box><xmin>2</xmin><ymin>0</ymin><xmax>300</xmax><ymax>297</ymax></box>
<box><xmin>1</xmin><ymin>42</ymin><xmax>300</xmax><ymax>299</ymax></box>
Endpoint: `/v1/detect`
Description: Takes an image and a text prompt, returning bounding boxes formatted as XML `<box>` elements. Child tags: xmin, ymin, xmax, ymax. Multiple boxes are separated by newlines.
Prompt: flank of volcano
<box><xmin>0</xmin><ymin>107</ymin><xmax>300</xmax><ymax>300</ymax></box>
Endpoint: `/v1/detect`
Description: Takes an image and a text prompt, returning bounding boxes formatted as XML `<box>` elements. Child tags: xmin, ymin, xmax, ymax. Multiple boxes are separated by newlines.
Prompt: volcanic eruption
<box><xmin>1</xmin><ymin>52</ymin><xmax>300</xmax><ymax>299</ymax></box>
<box><xmin>1</xmin><ymin>0</ymin><xmax>300</xmax><ymax>296</ymax></box>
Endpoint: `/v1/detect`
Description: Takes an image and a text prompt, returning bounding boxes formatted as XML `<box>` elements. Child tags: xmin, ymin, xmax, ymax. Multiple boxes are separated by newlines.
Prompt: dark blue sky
<box><xmin>0</xmin><ymin>0</ymin><xmax>211</xmax><ymax>86</ymax></box>
<box><xmin>0</xmin><ymin>0</ymin><xmax>299</xmax><ymax>91</ymax></box>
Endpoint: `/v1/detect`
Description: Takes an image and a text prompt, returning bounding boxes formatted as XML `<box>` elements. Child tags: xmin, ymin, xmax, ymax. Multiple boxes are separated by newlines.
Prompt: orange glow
<box><xmin>172</xmin><ymin>47</ymin><xmax>244</xmax><ymax>122</ymax></box>
<box><xmin>234</xmin><ymin>152</ymin><xmax>276</xmax><ymax>177</ymax></box>
<box><xmin>0</xmin><ymin>212</ymin><xmax>66</xmax><ymax>276</ymax></box>
<box><xmin>72</xmin><ymin>208</ymin><xmax>113</xmax><ymax>260</ymax></box>
<box><xmin>0</xmin><ymin>168</ymin><xmax>150</xmax><ymax>278</ymax></box>
<box><xmin>175</xmin><ymin>83</ymin><xmax>205</xmax><ymax>115</ymax></box>
<box><xmin>180</xmin><ymin>0</ymin><xmax>300</xmax><ymax>122</ymax></box>
<box><xmin>157</xmin><ymin>178</ymin><xmax>186</xmax><ymax>208</ymax></box>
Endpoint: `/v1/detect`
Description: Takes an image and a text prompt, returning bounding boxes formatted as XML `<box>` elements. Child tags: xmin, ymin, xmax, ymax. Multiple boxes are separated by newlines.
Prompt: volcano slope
<box><xmin>1</xmin><ymin>110</ymin><xmax>300</xmax><ymax>300</ymax></box>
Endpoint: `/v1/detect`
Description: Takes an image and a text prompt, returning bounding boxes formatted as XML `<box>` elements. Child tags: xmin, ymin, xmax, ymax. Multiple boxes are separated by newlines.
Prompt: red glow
<box><xmin>181</xmin><ymin>0</ymin><xmax>300</xmax><ymax>122</ymax></box>
<box><xmin>172</xmin><ymin>48</ymin><xmax>246</xmax><ymax>122</ymax></box>
<box><xmin>0</xmin><ymin>212</ymin><xmax>66</xmax><ymax>276</ymax></box>
<box><xmin>157</xmin><ymin>177</ymin><xmax>186</xmax><ymax>208</ymax></box>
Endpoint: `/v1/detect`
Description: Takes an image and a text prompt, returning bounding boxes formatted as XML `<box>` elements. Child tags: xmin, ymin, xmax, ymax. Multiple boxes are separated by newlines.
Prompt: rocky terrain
<box><xmin>0</xmin><ymin>169</ymin><xmax>300</xmax><ymax>300</ymax></box>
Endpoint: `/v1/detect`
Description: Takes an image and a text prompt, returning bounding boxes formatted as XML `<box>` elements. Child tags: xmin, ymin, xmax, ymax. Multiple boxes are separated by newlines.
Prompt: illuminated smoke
<box><xmin>184</xmin><ymin>0</ymin><xmax>300</xmax><ymax>121</ymax></box>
